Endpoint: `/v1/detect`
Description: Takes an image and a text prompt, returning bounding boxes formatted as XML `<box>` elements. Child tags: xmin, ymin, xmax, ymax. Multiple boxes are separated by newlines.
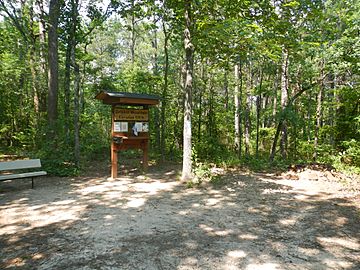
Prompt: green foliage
<box><xmin>117</xmin><ymin>64</ymin><xmax>161</xmax><ymax>94</ymax></box>
<box><xmin>0</xmin><ymin>0</ymin><xmax>359</xmax><ymax>179</ymax></box>
<box><xmin>35</xmin><ymin>140</ymin><xmax>80</xmax><ymax>177</ymax></box>
<box><xmin>257</xmin><ymin>127</ymin><xmax>276</xmax><ymax>153</ymax></box>
<box><xmin>194</xmin><ymin>138</ymin><xmax>228</xmax><ymax>163</ymax></box>
<box><xmin>334</xmin><ymin>86</ymin><xmax>360</xmax><ymax>144</ymax></box>
<box><xmin>189</xmin><ymin>148</ymin><xmax>213</xmax><ymax>186</ymax></box>
<box><xmin>339</xmin><ymin>140</ymin><xmax>360</xmax><ymax>167</ymax></box>
<box><xmin>192</xmin><ymin>162</ymin><xmax>213</xmax><ymax>185</ymax></box>
<box><xmin>331</xmin><ymin>148</ymin><xmax>360</xmax><ymax>175</ymax></box>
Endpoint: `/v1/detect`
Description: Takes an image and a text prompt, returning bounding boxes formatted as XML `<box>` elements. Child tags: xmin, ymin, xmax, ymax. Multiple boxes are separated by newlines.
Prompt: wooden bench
<box><xmin>0</xmin><ymin>159</ymin><xmax>47</xmax><ymax>189</ymax></box>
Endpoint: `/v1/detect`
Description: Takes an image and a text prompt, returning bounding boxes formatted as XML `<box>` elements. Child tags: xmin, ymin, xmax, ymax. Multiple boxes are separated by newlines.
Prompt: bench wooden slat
<box><xmin>0</xmin><ymin>171</ymin><xmax>47</xmax><ymax>181</ymax></box>
<box><xmin>0</xmin><ymin>159</ymin><xmax>47</xmax><ymax>188</ymax></box>
<box><xmin>0</xmin><ymin>159</ymin><xmax>42</xmax><ymax>171</ymax></box>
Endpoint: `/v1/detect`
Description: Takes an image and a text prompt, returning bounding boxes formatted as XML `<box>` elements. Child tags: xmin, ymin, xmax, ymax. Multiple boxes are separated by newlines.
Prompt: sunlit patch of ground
<box><xmin>0</xmin><ymin>165</ymin><xmax>359</xmax><ymax>269</ymax></box>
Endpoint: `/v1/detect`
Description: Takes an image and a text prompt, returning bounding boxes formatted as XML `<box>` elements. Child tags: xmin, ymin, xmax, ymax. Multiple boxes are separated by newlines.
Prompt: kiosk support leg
<box><xmin>111</xmin><ymin>143</ymin><xmax>118</xmax><ymax>179</ymax></box>
<box><xmin>143</xmin><ymin>142</ymin><xmax>149</xmax><ymax>172</ymax></box>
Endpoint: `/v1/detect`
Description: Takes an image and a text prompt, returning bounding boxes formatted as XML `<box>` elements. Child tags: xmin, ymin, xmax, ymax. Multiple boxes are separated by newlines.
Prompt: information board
<box><xmin>114</xmin><ymin>108</ymin><xmax>148</xmax><ymax>121</ymax></box>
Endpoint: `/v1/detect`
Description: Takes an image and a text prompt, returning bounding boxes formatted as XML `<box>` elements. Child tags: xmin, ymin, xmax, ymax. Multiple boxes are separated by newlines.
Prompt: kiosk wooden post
<box><xmin>96</xmin><ymin>91</ymin><xmax>159</xmax><ymax>179</ymax></box>
<box><xmin>111</xmin><ymin>139</ymin><xmax>118</xmax><ymax>179</ymax></box>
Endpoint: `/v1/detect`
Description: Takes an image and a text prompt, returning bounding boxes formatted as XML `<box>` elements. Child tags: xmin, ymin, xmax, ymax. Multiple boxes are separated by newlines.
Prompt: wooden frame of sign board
<box><xmin>95</xmin><ymin>91</ymin><xmax>160</xmax><ymax>179</ymax></box>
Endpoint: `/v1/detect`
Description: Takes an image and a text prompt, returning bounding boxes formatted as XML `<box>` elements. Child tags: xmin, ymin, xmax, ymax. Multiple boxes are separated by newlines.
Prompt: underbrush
<box><xmin>186</xmin><ymin>143</ymin><xmax>360</xmax><ymax>187</ymax></box>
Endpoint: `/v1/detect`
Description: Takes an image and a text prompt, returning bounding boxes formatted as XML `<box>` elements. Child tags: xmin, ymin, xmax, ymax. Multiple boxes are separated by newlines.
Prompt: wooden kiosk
<box><xmin>95</xmin><ymin>91</ymin><xmax>160</xmax><ymax>178</ymax></box>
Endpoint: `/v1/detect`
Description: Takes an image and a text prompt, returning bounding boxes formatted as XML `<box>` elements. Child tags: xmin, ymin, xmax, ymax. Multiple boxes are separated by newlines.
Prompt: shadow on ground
<box><xmin>0</xmin><ymin>162</ymin><xmax>359</xmax><ymax>270</ymax></box>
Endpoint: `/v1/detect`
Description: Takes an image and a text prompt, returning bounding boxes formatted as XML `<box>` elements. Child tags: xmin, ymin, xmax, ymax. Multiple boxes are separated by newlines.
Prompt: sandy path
<box><xmin>1</xmin><ymin>166</ymin><xmax>359</xmax><ymax>270</ymax></box>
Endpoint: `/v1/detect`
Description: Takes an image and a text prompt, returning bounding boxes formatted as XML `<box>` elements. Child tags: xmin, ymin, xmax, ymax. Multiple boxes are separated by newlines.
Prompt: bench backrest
<box><xmin>0</xmin><ymin>159</ymin><xmax>42</xmax><ymax>171</ymax></box>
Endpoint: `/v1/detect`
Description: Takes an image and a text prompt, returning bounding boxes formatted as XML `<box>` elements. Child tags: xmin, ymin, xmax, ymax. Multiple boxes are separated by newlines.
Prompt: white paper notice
<box><xmin>142</xmin><ymin>122</ymin><xmax>149</xmax><ymax>132</ymax></box>
<box><xmin>135</xmin><ymin>122</ymin><xmax>143</xmax><ymax>132</ymax></box>
<box><xmin>114</xmin><ymin>122</ymin><xmax>128</xmax><ymax>132</ymax></box>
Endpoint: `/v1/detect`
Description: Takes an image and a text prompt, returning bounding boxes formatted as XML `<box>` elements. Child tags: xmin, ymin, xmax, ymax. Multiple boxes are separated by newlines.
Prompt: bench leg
<box><xmin>31</xmin><ymin>177</ymin><xmax>34</xmax><ymax>189</ymax></box>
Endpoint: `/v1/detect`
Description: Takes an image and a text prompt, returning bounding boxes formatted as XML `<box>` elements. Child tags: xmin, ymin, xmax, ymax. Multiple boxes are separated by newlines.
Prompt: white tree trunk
<box><xmin>280</xmin><ymin>46</ymin><xmax>289</xmax><ymax>158</ymax></box>
<box><xmin>181</xmin><ymin>0</ymin><xmax>194</xmax><ymax>181</ymax></box>
<box><xmin>234</xmin><ymin>63</ymin><xmax>241</xmax><ymax>156</ymax></box>
<box><xmin>47</xmin><ymin>0</ymin><xmax>60</xmax><ymax>131</ymax></box>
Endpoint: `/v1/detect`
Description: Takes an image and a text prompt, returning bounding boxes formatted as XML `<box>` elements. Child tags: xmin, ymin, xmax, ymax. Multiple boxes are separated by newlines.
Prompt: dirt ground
<box><xmin>1</xmin><ymin>162</ymin><xmax>360</xmax><ymax>270</ymax></box>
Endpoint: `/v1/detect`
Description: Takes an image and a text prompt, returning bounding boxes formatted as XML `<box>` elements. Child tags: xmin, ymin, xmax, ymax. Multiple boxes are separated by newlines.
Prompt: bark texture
<box><xmin>181</xmin><ymin>0</ymin><xmax>194</xmax><ymax>181</ymax></box>
<box><xmin>280</xmin><ymin>46</ymin><xmax>289</xmax><ymax>159</ymax></box>
<box><xmin>234</xmin><ymin>63</ymin><xmax>241</xmax><ymax>156</ymax></box>
<box><xmin>47</xmin><ymin>0</ymin><xmax>60</xmax><ymax>129</ymax></box>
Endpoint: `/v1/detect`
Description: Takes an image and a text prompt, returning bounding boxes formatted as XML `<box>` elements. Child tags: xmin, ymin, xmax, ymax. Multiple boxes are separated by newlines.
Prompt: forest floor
<box><xmin>0</xmin><ymin>160</ymin><xmax>360</xmax><ymax>270</ymax></box>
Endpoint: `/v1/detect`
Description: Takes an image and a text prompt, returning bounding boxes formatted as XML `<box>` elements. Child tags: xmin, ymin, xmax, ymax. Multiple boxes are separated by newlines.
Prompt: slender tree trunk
<box><xmin>73</xmin><ymin>65</ymin><xmax>81</xmax><ymax>165</ymax></box>
<box><xmin>70</xmin><ymin>0</ymin><xmax>80</xmax><ymax>165</ymax></box>
<box><xmin>152</xmin><ymin>15</ymin><xmax>158</xmax><ymax>75</ymax></box>
<box><xmin>208</xmin><ymin>79</ymin><xmax>214</xmax><ymax>138</ymax></box>
<box><xmin>204</xmin><ymin>59</ymin><xmax>214</xmax><ymax>138</ymax></box>
<box><xmin>328</xmin><ymin>73</ymin><xmax>335</xmax><ymax>146</ymax></box>
<box><xmin>269</xmin><ymin>117</ymin><xmax>284</xmax><ymax>162</ymax></box>
<box><xmin>198</xmin><ymin>85</ymin><xmax>202</xmax><ymax>143</ymax></box>
<box><xmin>280</xmin><ymin>46</ymin><xmax>289</xmax><ymax>159</ymax></box>
<box><xmin>224</xmin><ymin>68</ymin><xmax>229</xmax><ymax>110</ymax></box>
<box><xmin>224</xmin><ymin>67</ymin><xmax>230</xmax><ymax>145</ymax></box>
<box><xmin>181</xmin><ymin>0</ymin><xmax>194</xmax><ymax>181</ymax></box>
<box><xmin>160</xmin><ymin>21</ymin><xmax>170</xmax><ymax>161</ymax></box>
<box><xmin>234</xmin><ymin>63</ymin><xmax>241</xmax><ymax>156</ymax></box>
<box><xmin>197</xmin><ymin>64</ymin><xmax>202</xmax><ymax>143</ymax></box>
<box><xmin>29</xmin><ymin>45</ymin><xmax>40</xmax><ymax>114</ymax></box>
<box><xmin>256</xmin><ymin>69</ymin><xmax>263</xmax><ymax>157</ymax></box>
<box><xmin>272</xmin><ymin>71</ymin><xmax>279</xmax><ymax>126</ymax></box>
<box><xmin>307</xmin><ymin>93</ymin><xmax>312</xmax><ymax>142</ymax></box>
<box><xmin>73</xmin><ymin>62</ymin><xmax>81</xmax><ymax>165</ymax></box>
<box><xmin>270</xmin><ymin>85</ymin><xmax>311</xmax><ymax>162</ymax></box>
<box><xmin>28</xmin><ymin>6</ymin><xmax>39</xmax><ymax>115</ymax></box>
<box><xmin>244</xmin><ymin>62</ymin><xmax>252</xmax><ymax>156</ymax></box>
<box><xmin>152</xmin><ymin>17</ymin><xmax>160</xmax><ymax>151</ymax></box>
<box><xmin>47</xmin><ymin>0</ymin><xmax>60</xmax><ymax>134</ymax></box>
<box><xmin>37</xmin><ymin>0</ymin><xmax>47</xmax><ymax>113</ymax></box>
<box><xmin>38</xmin><ymin>2</ymin><xmax>47</xmax><ymax>73</ymax></box>
<box><xmin>256</xmin><ymin>95</ymin><xmax>261</xmax><ymax>157</ymax></box>
<box><xmin>64</xmin><ymin>37</ymin><xmax>72</xmax><ymax>142</ymax></box>
<box><xmin>334</xmin><ymin>74</ymin><xmax>342</xmax><ymax>144</ymax></box>
<box><xmin>130</xmin><ymin>0</ymin><xmax>136</xmax><ymax>65</ymax></box>
<box><xmin>313</xmin><ymin>60</ymin><xmax>324</xmax><ymax>161</ymax></box>
<box><xmin>263</xmin><ymin>95</ymin><xmax>269</xmax><ymax>128</ymax></box>
<box><xmin>272</xmin><ymin>86</ymin><xmax>277</xmax><ymax>125</ymax></box>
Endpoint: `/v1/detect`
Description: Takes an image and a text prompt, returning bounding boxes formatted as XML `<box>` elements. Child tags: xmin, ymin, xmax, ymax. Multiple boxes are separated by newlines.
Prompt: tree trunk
<box><xmin>70</xmin><ymin>0</ymin><xmax>80</xmax><ymax>165</ymax></box>
<box><xmin>328</xmin><ymin>73</ymin><xmax>336</xmax><ymax>146</ymax></box>
<box><xmin>280</xmin><ymin>46</ymin><xmax>289</xmax><ymax>159</ymax></box>
<box><xmin>28</xmin><ymin>5</ymin><xmax>39</xmax><ymax>116</ymax></box>
<box><xmin>160</xmin><ymin>20</ymin><xmax>170</xmax><ymax>161</ymax></box>
<box><xmin>256</xmin><ymin>69</ymin><xmax>263</xmax><ymax>157</ymax></box>
<box><xmin>73</xmin><ymin>63</ymin><xmax>81</xmax><ymax>165</ymax></box>
<box><xmin>269</xmin><ymin>85</ymin><xmax>311</xmax><ymax>162</ymax></box>
<box><xmin>234</xmin><ymin>62</ymin><xmax>242</xmax><ymax>157</ymax></box>
<box><xmin>198</xmin><ymin>63</ymin><xmax>205</xmax><ymax>143</ymax></box>
<box><xmin>29</xmin><ymin>45</ymin><xmax>40</xmax><ymax>115</ymax></box>
<box><xmin>64</xmin><ymin>37</ymin><xmax>72</xmax><ymax>142</ymax></box>
<box><xmin>224</xmin><ymin>67</ymin><xmax>230</xmax><ymax>145</ymax></box>
<box><xmin>224</xmin><ymin>68</ymin><xmax>229</xmax><ymax>110</ymax></box>
<box><xmin>47</xmin><ymin>0</ymin><xmax>60</xmax><ymax>132</ymax></box>
<box><xmin>152</xmin><ymin>15</ymin><xmax>158</xmax><ymax>75</ymax></box>
<box><xmin>181</xmin><ymin>0</ymin><xmax>194</xmax><ymax>181</ymax></box>
<box><xmin>130</xmin><ymin>0</ymin><xmax>136</xmax><ymax>65</ymax></box>
<box><xmin>244</xmin><ymin>62</ymin><xmax>252</xmax><ymax>156</ymax></box>
<box><xmin>263</xmin><ymin>95</ymin><xmax>269</xmax><ymax>128</ymax></box>
<box><xmin>313</xmin><ymin>60</ymin><xmax>324</xmax><ymax>161</ymax></box>
<box><xmin>208</xmin><ymin>78</ymin><xmax>214</xmax><ymax>138</ymax></box>
<box><xmin>37</xmin><ymin>0</ymin><xmax>48</xmax><ymax>113</ymax></box>
<box><xmin>272</xmin><ymin>84</ymin><xmax>277</xmax><ymax>126</ymax></box>
<box><xmin>152</xmin><ymin>17</ymin><xmax>160</xmax><ymax>151</ymax></box>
